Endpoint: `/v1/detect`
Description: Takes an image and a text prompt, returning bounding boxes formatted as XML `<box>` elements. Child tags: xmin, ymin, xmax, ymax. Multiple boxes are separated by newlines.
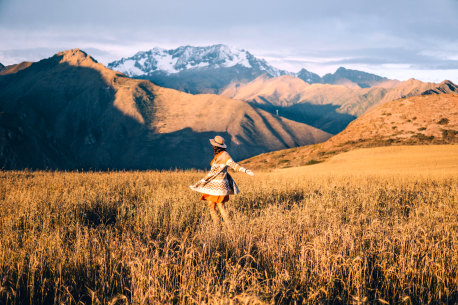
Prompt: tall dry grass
<box><xmin>0</xmin><ymin>170</ymin><xmax>456</xmax><ymax>304</ymax></box>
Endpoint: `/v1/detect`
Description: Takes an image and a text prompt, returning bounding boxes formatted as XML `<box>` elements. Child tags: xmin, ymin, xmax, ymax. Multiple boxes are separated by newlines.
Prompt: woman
<box><xmin>190</xmin><ymin>135</ymin><xmax>254</xmax><ymax>224</ymax></box>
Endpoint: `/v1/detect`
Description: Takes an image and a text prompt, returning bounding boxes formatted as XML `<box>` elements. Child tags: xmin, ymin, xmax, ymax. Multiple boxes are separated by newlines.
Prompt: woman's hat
<box><xmin>209</xmin><ymin>135</ymin><xmax>227</xmax><ymax>148</ymax></box>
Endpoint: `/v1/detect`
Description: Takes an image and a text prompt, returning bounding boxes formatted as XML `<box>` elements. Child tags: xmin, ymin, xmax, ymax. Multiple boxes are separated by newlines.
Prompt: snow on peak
<box><xmin>168</xmin><ymin>44</ymin><xmax>252</xmax><ymax>70</ymax></box>
<box><xmin>108</xmin><ymin>44</ymin><xmax>283</xmax><ymax>77</ymax></box>
<box><xmin>113</xmin><ymin>59</ymin><xmax>145</xmax><ymax>76</ymax></box>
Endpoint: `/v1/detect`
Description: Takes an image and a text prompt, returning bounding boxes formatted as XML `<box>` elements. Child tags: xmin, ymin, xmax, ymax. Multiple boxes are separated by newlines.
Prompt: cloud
<box><xmin>313</xmin><ymin>48</ymin><xmax>458</xmax><ymax>70</ymax></box>
<box><xmin>0</xmin><ymin>0</ymin><xmax>457</xmax><ymax>83</ymax></box>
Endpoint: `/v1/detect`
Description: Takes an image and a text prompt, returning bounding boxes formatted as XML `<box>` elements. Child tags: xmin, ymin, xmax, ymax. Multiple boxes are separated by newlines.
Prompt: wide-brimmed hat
<box><xmin>209</xmin><ymin>135</ymin><xmax>227</xmax><ymax>148</ymax></box>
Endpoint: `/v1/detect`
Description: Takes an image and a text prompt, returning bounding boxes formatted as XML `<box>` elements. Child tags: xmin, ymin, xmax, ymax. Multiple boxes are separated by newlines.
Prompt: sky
<box><xmin>1</xmin><ymin>0</ymin><xmax>457</xmax><ymax>83</ymax></box>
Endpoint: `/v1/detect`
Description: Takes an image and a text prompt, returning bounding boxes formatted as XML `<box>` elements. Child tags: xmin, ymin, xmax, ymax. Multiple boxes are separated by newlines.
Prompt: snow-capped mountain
<box><xmin>109</xmin><ymin>44</ymin><xmax>285</xmax><ymax>77</ymax></box>
<box><xmin>108</xmin><ymin>44</ymin><xmax>393</xmax><ymax>94</ymax></box>
<box><xmin>108</xmin><ymin>44</ymin><xmax>289</xmax><ymax>94</ymax></box>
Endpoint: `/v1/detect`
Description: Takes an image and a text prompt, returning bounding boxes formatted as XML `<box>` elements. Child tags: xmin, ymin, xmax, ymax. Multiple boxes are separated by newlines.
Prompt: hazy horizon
<box><xmin>1</xmin><ymin>0</ymin><xmax>457</xmax><ymax>83</ymax></box>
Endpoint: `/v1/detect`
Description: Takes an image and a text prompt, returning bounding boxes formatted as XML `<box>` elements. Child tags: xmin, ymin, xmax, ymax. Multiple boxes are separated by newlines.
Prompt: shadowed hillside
<box><xmin>0</xmin><ymin>49</ymin><xmax>330</xmax><ymax>170</ymax></box>
<box><xmin>241</xmin><ymin>94</ymin><xmax>458</xmax><ymax>169</ymax></box>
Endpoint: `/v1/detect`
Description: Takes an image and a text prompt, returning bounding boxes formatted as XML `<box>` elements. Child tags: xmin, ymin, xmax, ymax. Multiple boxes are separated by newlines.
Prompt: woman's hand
<box><xmin>246</xmin><ymin>169</ymin><xmax>254</xmax><ymax>176</ymax></box>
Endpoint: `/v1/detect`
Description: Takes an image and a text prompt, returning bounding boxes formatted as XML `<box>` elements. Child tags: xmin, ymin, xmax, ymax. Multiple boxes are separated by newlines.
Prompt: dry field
<box><xmin>279</xmin><ymin>145</ymin><xmax>458</xmax><ymax>176</ymax></box>
<box><xmin>0</xmin><ymin>146</ymin><xmax>457</xmax><ymax>304</ymax></box>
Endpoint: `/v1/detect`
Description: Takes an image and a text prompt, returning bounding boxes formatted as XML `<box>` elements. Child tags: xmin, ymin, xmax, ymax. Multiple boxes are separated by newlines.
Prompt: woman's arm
<box><xmin>226</xmin><ymin>158</ymin><xmax>254</xmax><ymax>176</ymax></box>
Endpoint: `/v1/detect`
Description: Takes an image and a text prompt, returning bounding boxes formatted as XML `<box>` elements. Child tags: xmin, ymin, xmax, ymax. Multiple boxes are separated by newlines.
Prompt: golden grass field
<box><xmin>279</xmin><ymin>145</ymin><xmax>458</xmax><ymax>176</ymax></box>
<box><xmin>0</xmin><ymin>145</ymin><xmax>457</xmax><ymax>304</ymax></box>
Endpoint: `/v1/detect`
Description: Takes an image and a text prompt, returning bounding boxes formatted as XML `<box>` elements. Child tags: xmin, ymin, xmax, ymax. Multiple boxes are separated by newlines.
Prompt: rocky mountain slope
<box><xmin>222</xmin><ymin>75</ymin><xmax>456</xmax><ymax>134</ymax></box>
<box><xmin>0</xmin><ymin>49</ymin><xmax>330</xmax><ymax>170</ymax></box>
<box><xmin>0</xmin><ymin>63</ymin><xmax>4</xmax><ymax>72</ymax></box>
<box><xmin>108</xmin><ymin>44</ymin><xmax>289</xmax><ymax>94</ymax></box>
<box><xmin>421</xmin><ymin>80</ymin><xmax>458</xmax><ymax>95</ymax></box>
<box><xmin>241</xmin><ymin>93</ymin><xmax>458</xmax><ymax>170</ymax></box>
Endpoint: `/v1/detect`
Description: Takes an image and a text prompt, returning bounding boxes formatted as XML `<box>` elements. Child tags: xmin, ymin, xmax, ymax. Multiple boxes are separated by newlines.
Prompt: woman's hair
<box><xmin>213</xmin><ymin>145</ymin><xmax>226</xmax><ymax>155</ymax></box>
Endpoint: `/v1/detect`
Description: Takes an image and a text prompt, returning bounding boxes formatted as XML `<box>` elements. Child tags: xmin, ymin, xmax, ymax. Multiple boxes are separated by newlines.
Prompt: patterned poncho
<box><xmin>190</xmin><ymin>151</ymin><xmax>248</xmax><ymax>196</ymax></box>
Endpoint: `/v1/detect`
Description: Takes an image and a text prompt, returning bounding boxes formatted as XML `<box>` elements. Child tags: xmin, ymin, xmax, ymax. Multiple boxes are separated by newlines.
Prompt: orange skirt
<box><xmin>200</xmin><ymin>194</ymin><xmax>229</xmax><ymax>203</ymax></box>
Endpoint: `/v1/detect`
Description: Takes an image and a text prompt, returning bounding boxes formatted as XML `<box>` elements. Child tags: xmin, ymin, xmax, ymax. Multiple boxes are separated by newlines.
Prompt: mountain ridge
<box><xmin>109</xmin><ymin>44</ymin><xmax>287</xmax><ymax>77</ymax></box>
<box><xmin>108</xmin><ymin>44</ymin><xmax>291</xmax><ymax>94</ymax></box>
<box><xmin>296</xmin><ymin>66</ymin><xmax>396</xmax><ymax>88</ymax></box>
<box><xmin>222</xmin><ymin>75</ymin><xmax>456</xmax><ymax>134</ymax></box>
<box><xmin>0</xmin><ymin>48</ymin><xmax>330</xmax><ymax>170</ymax></box>
<box><xmin>421</xmin><ymin>80</ymin><xmax>458</xmax><ymax>95</ymax></box>
<box><xmin>321</xmin><ymin>67</ymin><xmax>390</xmax><ymax>88</ymax></box>
<box><xmin>108</xmin><ymin>44</ymin><xmax>398</xmax><ymax>94</ymax></box>
<box><xmin>296</xmin><ymin>68</ymin><xmax>322</xmax><ymax>84</ymax></box>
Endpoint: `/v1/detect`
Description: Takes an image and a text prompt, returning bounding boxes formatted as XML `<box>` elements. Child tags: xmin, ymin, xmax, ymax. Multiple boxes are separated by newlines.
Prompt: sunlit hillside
<box><xmin>242</xmin><ymin>94</ymin><xmax>458</xmax><ymax>170</ymax></box>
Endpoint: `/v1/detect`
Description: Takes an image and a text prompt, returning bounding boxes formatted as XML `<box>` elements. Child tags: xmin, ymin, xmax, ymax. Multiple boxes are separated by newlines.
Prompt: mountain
<box><xmin>0</xmin><ymin>63</ymin><xmax>4</xmax><ymax>72</ymax></box>
<box><xmin>241</xmin><ymin>93</ymin><xmax>458</xmax><ymax>170</ymax></box>
<box><xmin>108</xmin><ymin>45</ymin><xmax>403</xmax><ymax>94</ymax></box>
<box><xmin>108</xmin><ymin>44</ymin><xmax>289</xmax><ymax>94</ymax></box>
<box><xmin>296</xmin><ymin>68</ymin><xmax>322</xmax><ymax>84</ymax></box>
<box><xmin>222</xmin><ymin>74</ymin><xmax>311</xmax><ymax>107</ymax></box>
<box><xmin>222</xmin><ymin>75</ymin><xmax>357</xmax><ymax>134</ymax></box>
<box><xmin>295</xmin><ymin>66</ymin><xmax>396</xmax><ymax>88</ymax></box>
<box><xmin>421</xmin><ymin>80</ymin><xmax>458</xmax><ymax>95</ymax></box>
<box><xmin>0</xmin><ymin>62</ymin><xmax>33</xmax><ymax>75</ymax></box>
<box><xmin>222</xmin><ymin>75</ymin><xmax>453</xmax><ymax>134</ymax></box>
<box><xmin>321</xmin><ymin>67</ymin><xmax>391</xmax><ymax>88</ymax></box>
<box><xmin>0</xmin><ymin>49</ymin><xmax>330</xmax><ymax>170</ymax></box>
